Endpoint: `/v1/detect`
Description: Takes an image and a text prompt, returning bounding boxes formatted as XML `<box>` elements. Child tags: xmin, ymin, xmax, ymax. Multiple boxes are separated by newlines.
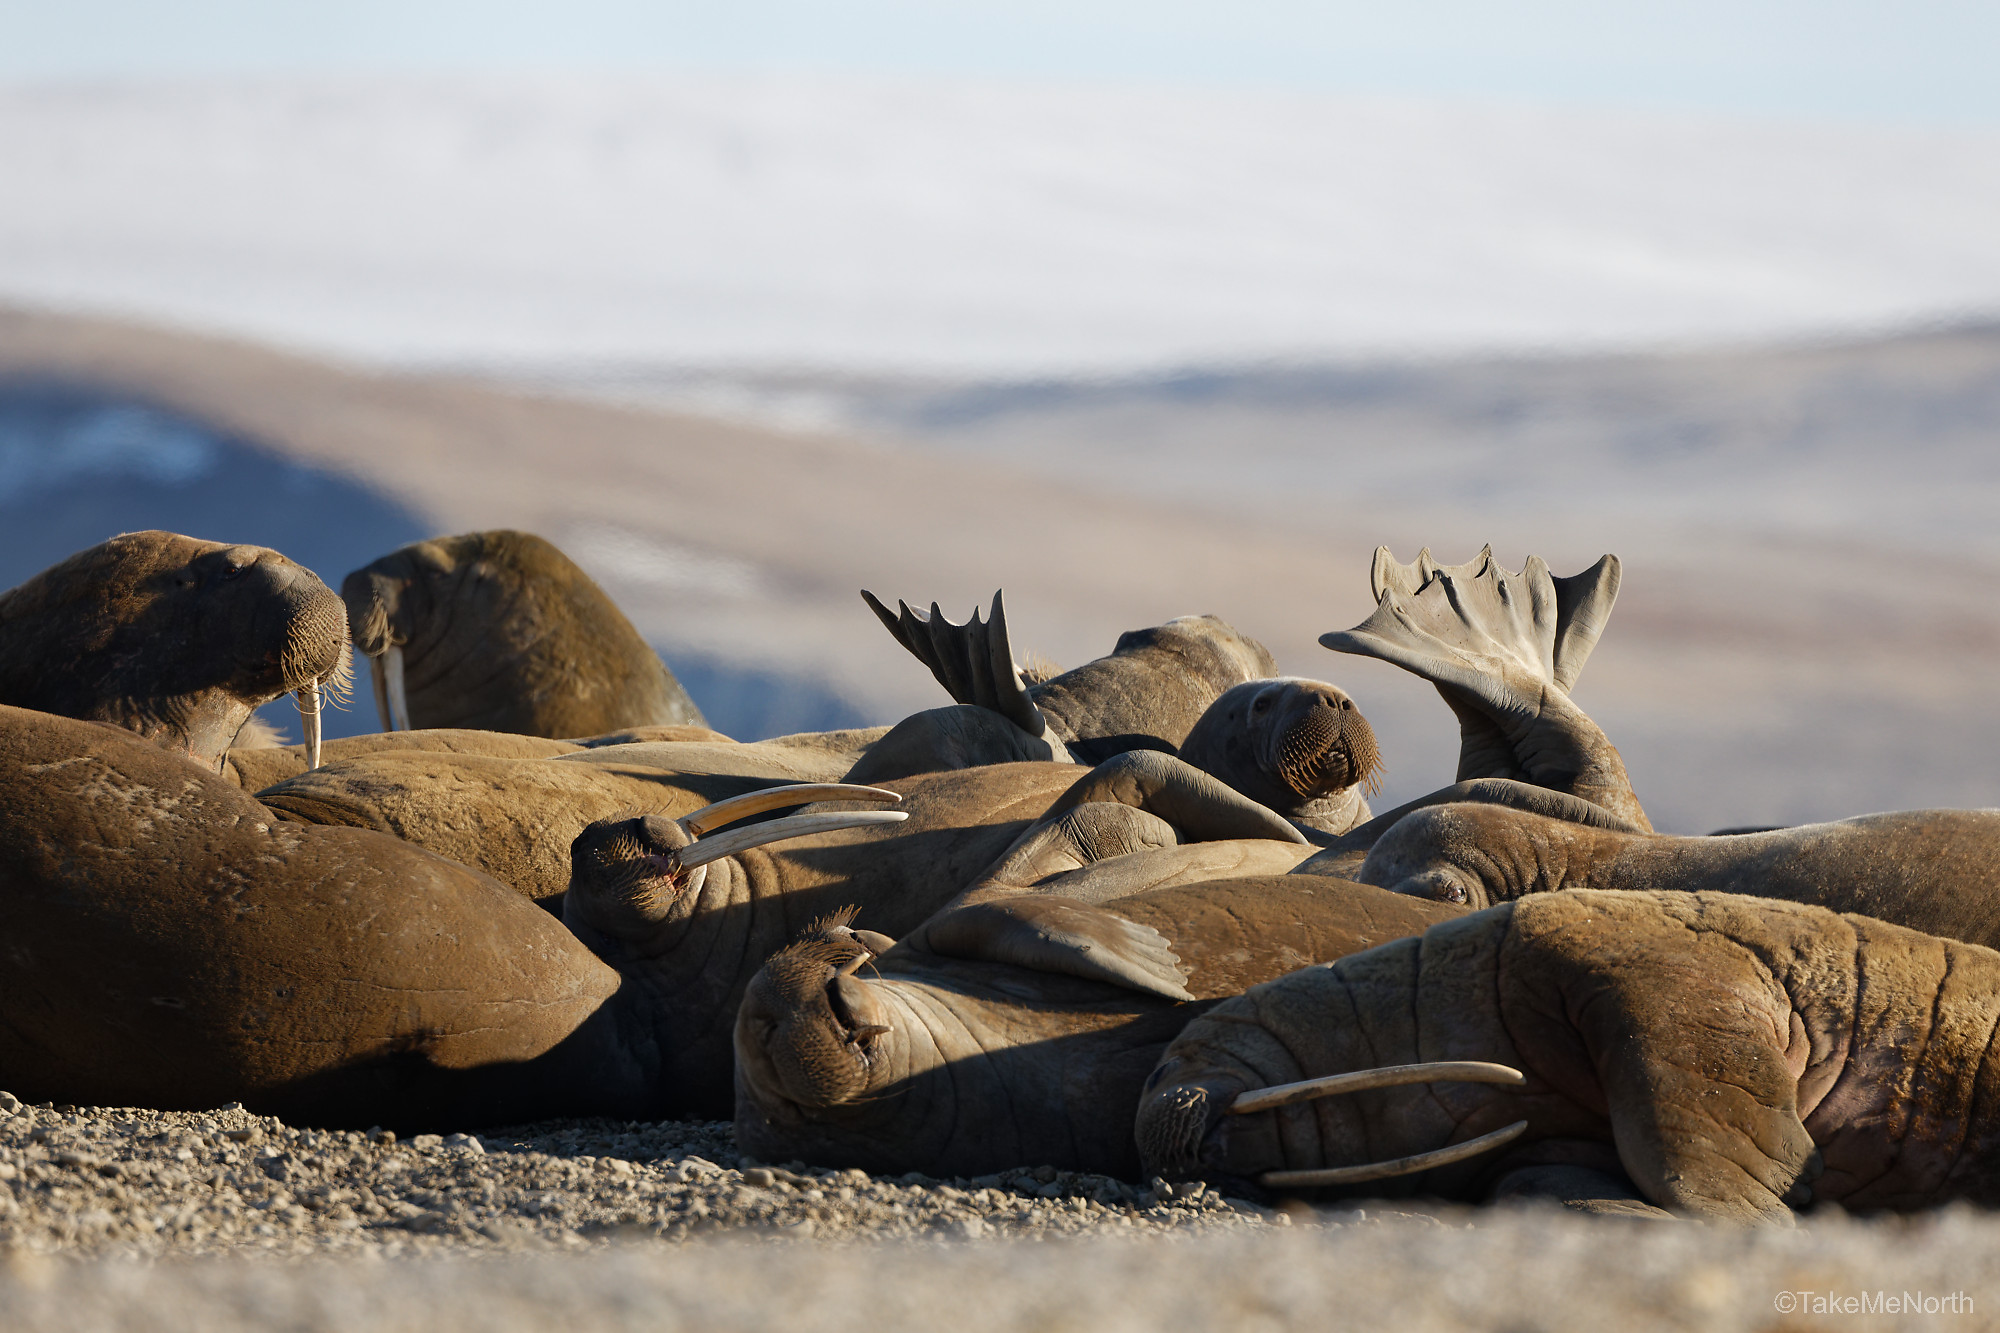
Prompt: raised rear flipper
<box><xmin>862</xmin><ymin>589</ymin><xmax>1051</xmax><ymax>740</ymax></box>
<box><xmin>1322</xmin><ymin>546</ymin><xmax>1648</xmax><ymax>830</ymax></box>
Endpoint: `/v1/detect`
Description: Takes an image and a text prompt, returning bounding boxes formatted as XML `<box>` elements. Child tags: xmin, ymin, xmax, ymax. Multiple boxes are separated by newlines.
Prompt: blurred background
<box><xmin>2</xmin><ymin>1</ymin><xmax>1997</xmax><ymax>830</ymax></box>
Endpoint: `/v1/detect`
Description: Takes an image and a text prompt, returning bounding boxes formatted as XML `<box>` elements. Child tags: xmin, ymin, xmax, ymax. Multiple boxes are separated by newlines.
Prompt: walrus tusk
<box><xmin>1226</xmin><ymin>1060</ymin><xmax>1525</xmax><ymax>1116</ymax></box>
<box><xmin>295</xmin><ymin>678</ymin><xmax>323</xmax><ymax>771</ymax></box>
<box><xmin>679</xmin><ymin>784</ymin><xmax>903</xmax><ymax>837</ymax></box>
<box><xmin>677</xmin><ymin>809</ymin><xmax>910</xmax><ymax>869</ymax></box>
<box><xmin>383</xmin><ymin>644</ymin><xmax>411</xmax><ymax>732</ymax></box>
<box><xmin>1256</xmin><ymin>1119</ymin><xmax>1530</xmax><ymax>1189</ymax></box>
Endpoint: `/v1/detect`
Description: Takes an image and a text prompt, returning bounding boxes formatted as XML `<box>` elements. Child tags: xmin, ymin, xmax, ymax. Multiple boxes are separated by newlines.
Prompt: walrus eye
<box><xmin>1252</xmin><ymin>698</ymin><xmax>1270</xmax><ymax>714</ymax></box>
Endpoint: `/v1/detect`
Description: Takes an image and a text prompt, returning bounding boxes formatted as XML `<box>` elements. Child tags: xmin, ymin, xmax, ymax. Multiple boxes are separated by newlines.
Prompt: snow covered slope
<box><xmin>2</xmin><ymin>75</ymin><xmax>1997</xmax><ymax>372</ymax></box>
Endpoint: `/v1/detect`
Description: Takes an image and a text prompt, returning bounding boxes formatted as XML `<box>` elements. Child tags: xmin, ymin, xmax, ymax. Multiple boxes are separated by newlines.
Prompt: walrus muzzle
<box><xmin>1272</xmin><ymin>698</ymin><xmax>1380</xmax><ymax>801</ymax></box>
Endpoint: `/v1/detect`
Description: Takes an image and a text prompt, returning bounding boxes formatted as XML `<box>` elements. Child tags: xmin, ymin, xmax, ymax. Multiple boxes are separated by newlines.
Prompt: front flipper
<box><xmin>1322</xmin><ymin>546</ymin><xmax>1648</xmax><ymax>830</ymax></box>
<box><xmin>905</xmin><ymin>896</ymin><xmax>1194</xmax><ymax>1001</ymax></box>
<box><xmin>1041</xmin><ymin>750</ymin><xmax>1307</xmax><ymax>846</ymax></box>
<box><xmin>861</xmin><ymin>589</ymin><xmax>1052</xmax><ymax>740</ymax></box>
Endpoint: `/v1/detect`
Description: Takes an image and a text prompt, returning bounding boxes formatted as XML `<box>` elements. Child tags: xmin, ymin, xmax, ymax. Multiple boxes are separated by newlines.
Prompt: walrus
<box><xmin>0</xmin><ymin>704</ymin><xmax>899</xmax><ymax>1127</ymax></box>
<box><xmin>732</xmin><ymin>876</ymin><xmax>1466</xmax><ymax>1179</ymax></box>
<box><xmin>1137</xmin><ymin>889</ymin><xmax>2000</xmax><ymax>1221</ymax></box>
<box><xmin>1175</xmin><ymin>677</ymin><xmax>1380</xmax><ymax>837</ymax></box>
<box><xmin>341</xmin><ymin>529</ymin><xmax>704</xmax><ymax>737</ymax></box>
<box><xmin>850</xmin><ymin>592</ymin><xmax>1277</xmax><ymax>780</ymax></box>
<box><xmin>1353</xmin><ymin>801</ymin><xmax>2000</xmax><ymax>952</ymax></box>
<box><xmin>561</xmin><ymin>750</ymin><xmax>1315</xmax><ymax>1111</ymax></box>
<box><xmin>0</xmin><ymin>531</ymin><xmax>349</xmax><ymax>773</ymax></box>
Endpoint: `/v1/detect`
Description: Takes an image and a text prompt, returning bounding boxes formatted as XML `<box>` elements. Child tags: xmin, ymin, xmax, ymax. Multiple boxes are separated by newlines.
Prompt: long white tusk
<box><xmin>383</xmin><ymin>644</ymin><xmax>411</xmax><ymax>732</ymax></box>
<box><xmin>296</xmin><ymin>677</ymin><xmax>323</xmax><ymax>771</ymax></box>
<box><xmin>1257</xmin><ymin>1120</ymin><xmax>1530</xmax><ymax>1189</ymax></box>
<box><xmin>679</xmin><ymin>784</ymin><xmax>903</xmax><ymax>837</ymax></box>
<box><xmin>1227</xmin><ymin>1061</ymin><xmax>1525</xmax><ymax>1116</ymax></box>
<box><xmin>676</xmin><ymin>809</ymin><xmax>909</xmax><ymax>869</ymax></box>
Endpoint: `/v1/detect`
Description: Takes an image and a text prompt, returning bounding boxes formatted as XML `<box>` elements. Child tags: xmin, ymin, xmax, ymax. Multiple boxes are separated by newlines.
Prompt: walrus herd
<box><xmin>6</xmin><ymin>527</ymin><xmax>2000</xmax><ymax>1225</ymax></box>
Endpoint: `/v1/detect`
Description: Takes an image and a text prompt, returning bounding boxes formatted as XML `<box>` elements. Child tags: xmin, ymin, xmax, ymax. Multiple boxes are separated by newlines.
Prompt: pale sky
<box><xmin>3</xmin><ymin>0</ymin><xmax>1996</xmax><ymax>125</ymax></box>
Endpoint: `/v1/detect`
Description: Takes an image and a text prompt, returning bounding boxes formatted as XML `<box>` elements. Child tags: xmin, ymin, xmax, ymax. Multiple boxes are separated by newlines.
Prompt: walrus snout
<box><xmin>1269</xmin><ymin>686</ymin><xmax>1381</xmax><ymax>801</ymax></box>
<box><xmin>736</xmin><ymin>924</ymin><xmax>884</xmax><ymax>1114</ymax></box>
<box><xmin>566</xmin><ymin>813</ymin><xmax>703</xmax><ymax>940</ymax></box>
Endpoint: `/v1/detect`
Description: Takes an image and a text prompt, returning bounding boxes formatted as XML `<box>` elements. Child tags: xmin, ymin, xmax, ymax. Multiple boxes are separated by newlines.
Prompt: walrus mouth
<box><xmin>1273</xmin><ymin>699</ymin><xmax>1381</xmax><ymax>799</ymax></box>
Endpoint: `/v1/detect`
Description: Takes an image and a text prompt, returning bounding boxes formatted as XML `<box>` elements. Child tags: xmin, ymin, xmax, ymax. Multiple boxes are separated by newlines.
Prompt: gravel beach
<box><xmin>6</xmin><ymin>1092</ymin><xmax>2000</xmax><ymax>1331</ymax></box>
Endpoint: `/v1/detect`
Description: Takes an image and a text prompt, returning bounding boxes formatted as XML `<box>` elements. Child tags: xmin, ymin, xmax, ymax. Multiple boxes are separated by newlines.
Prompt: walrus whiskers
<box><xmin>1257</xmin><ymin>1120</ymin><xmax>1530</xmax><ymax>1189</ymax></box>
<box><xmin>678</xmin><ymin>784</ymin><xmax>903</xmax><ymax>837</ymax></box>
<box><xmin>675</xmin><ymin>810</ymin><xmax>910</xmax><ymax>869</ymax></box>
<box><xmin>382</xmin><ymin>643</ymin><xmax>411</xmax><ymax>732</ymax></box>
<box><xmin>295</xmin><ymin>678</ymin><xmax>323</xmax><ymax>771</ymax></box>
<box><xmin>1226</xmin><ymin>1060</ymin><xmax>1525</xmax><ymax>1115</ymax></box>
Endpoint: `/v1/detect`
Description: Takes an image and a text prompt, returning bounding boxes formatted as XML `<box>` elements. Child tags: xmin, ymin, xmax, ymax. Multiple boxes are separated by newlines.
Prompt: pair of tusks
<box><xmin>294</xmin><ymin>677</ymin><xmax>324</xmax><ymax>771</ymax></box>
<box><xmin>669</xmin><ymin>784</ymin><xmax>909</xmax><ymax>872</ymax></box>
<box><xmin>1228</xmin><ymin>1060</ymin><xmax>1529</xmax><ymax>1189</ymax></box>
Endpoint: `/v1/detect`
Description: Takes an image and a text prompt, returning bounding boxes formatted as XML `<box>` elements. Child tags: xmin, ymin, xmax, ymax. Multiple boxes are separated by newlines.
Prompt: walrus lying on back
<box><xmin>0</xmin><ymin>531</ymin><xmax>349</xmax><ymax>772</ymax></box>
<box><xmin>342</xmin><ymin>529</ymin><xmax>704</xmax><ymax>738</ymax></box>
<box><xmin>733</xmin><ymin>876</ymin><xmax>1463</xmax><ymax>1179</ymax></box>
<box><xmin>1139</xmin><ymin>890</ymin><xmax>2000</xmax><ymax>1221</ymax></box>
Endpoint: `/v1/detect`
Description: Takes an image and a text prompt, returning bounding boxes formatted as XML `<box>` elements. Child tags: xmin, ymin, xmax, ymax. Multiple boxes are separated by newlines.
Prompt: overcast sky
<box><xmin>3</xmin><ymin>0</ymin><xmax>1996</xmax><ymax>125</ymax></box>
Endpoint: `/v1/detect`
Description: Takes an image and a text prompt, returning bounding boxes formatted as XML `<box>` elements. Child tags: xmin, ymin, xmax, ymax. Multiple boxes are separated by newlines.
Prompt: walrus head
<box><xmin>341</xmin><ymin>529</ymin><xmax>705</xmax><ymax>737</ymax></box>
<box><xmin>0</xmin><ymin>531</ymin><xmax>350</xmax><ymax>771</ymax></box>
<box><xmin>733</xmin><ymin>911</ymin><xmax>901</xmax><ymax>1124</ymax></box>
<box><xmin>1176</xmin><ymin>678</ymin><xmax>1381</xmax><ymax>833</ymax></box>
<box><xmin>564</xmin><ymin>784</ymin><xmax>907</xmax><ymax>960</ymax></box>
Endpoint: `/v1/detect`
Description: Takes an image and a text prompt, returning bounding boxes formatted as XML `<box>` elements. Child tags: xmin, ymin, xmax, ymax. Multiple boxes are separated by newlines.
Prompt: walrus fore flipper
<box><xmin>861</xmin><ymin>589</ymin><xmax>1048</xmax><ymax>738</ymax></box>
<box><xmin>909</xmin><ymin>897</ymin><xmax>1195</xmax><ymax>1001</ymax></box>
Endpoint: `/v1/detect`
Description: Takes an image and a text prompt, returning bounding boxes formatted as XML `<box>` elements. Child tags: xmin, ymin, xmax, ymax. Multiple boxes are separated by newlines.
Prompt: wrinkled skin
<box><xmin>0</xmin><ymin>532</ymin><xmax>348</xmax><ymax>772</ymax></box>
<box><xmin>732</xmin><ymin>876</ymin><xmax>1465</xmax><ymax>1178</ymax></box>
<box><xmin>0</xmin><ymin>705</ymin><xmax>655</xmax><ymax>1129</ymax></box>
<box><xmin>1139</xmin><ymin>890</ymin><xmax>2000</xmax><ymax>1221</ymax></box>
<box><xmin>566</xmin><ymin>728</ymin><xmax>891</xmax><ymax>785</ymax></box>
<box><xmin>1177</xmin><ymin>678</ymin><xmax>1379</xmax><ymax>837</ymax></box>
<box><xmin>342</xmin><ymin>529</ymin><xmax>703</xmax><ymax>737</ymax></box>
<box><xmin>1357</xmin><ymin>803</ymin><xmax>2000</xmax><ymax>950</ymax></box>
<box><xmin>850</xmin><ymin>611</ymin><xmax>1277</xmax><ymax>783</ymax></box>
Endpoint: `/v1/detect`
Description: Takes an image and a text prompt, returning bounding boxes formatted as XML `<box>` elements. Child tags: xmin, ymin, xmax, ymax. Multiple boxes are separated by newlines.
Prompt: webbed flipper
<box><xmin>904</xmin><ymin>896</ymin><xmax>1194</xmax><ymax>1001</ymax></box>
<box><xmin>861</xmin><ymin>589</ymin><xmax>1049</xmax><ymax>738</ymax></box>
<box><xmin>1324</xmin><ymin>547</ymin><xmax>1648</xmax><ymax>830</ymax></box>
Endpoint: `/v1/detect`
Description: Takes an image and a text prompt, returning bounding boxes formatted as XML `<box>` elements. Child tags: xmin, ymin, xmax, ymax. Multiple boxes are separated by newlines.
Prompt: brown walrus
<box><xmin>732</xmin><ymin>876</ymin><xmax>1464</xmax><ymax>1178</ymax></box>
<box><xmin>1175</xmin><ymin>677</ymin><xmax>1380</xmax><ymax>837</ymax></box>
<box><xmin>0</xmin><ymin>704</ymin><xmax>896</xmax><ymax>1127</ymax></box>
<box><xmin>0</xmin><ymin>531</ymin><xmax>349</xmax><ymax>772</ymax></box>
<box><xmin>1353</xmin><ymin>801</ymin><xmax>2000</xmax><ymax>953</ymax></box>
<box><xmin>1137</xmin><ymin>890</ymin><xmax>2000</xmax><ymax>1221</ymax></box>
<box><xmin>341</xmin><ymin>529</ymin><xmax>704</xmax><ymax>737</ymax></box>
<box><xmin>562</xmin><ymin>750</ymin><xmax>1314</xmax><ymax>1111</ymax></box>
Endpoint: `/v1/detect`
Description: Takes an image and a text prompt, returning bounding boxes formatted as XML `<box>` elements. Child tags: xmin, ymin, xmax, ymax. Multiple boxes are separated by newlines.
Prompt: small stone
<box><xmin>369</xmin><ymin>1130</ymin><xmax>396</xmax><ymax>1147</ymax></box>
<box><xmin>217</xmin><ymin>1103</ymin><xmax>244</xmax><ymax>1113</ymax></box>
<box><xmin>599</xmin><ymin>1158</ymin><xmax>632</xmax><ymax>1177</ymax></box>
<box><xmin>224</xmin><ymin>1127</ymin><xmax>261</xmax><ymax>1144</ymax></box>
<box><xmin>410</xmin><ymin>1134</ymin><xmax>444</xmax><ymax>1151</ymax></box>
<box><xmin>742</xmin><ymin>1168</ymin><xmax>775</xmax><ymax>1187</ymax></box>
<box><xmin>950</xmin><ymin>1217</ymin><xmax>987</xmax><ymax>1241</ymax></box>
<box><xmin>443</xmin><ymin>1134</ymin><xmax>485</xmax><ymax>1155</ymax></box>
<box><xmin>0</xmin><ymin>1091</ymin><xmax>20</xmax><ymax>1115</ymax></box>
<box><xmin>1032</xmin><ymin>1165</ymin><xmax>1058</xmax><ymax>1184</ymax></box>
